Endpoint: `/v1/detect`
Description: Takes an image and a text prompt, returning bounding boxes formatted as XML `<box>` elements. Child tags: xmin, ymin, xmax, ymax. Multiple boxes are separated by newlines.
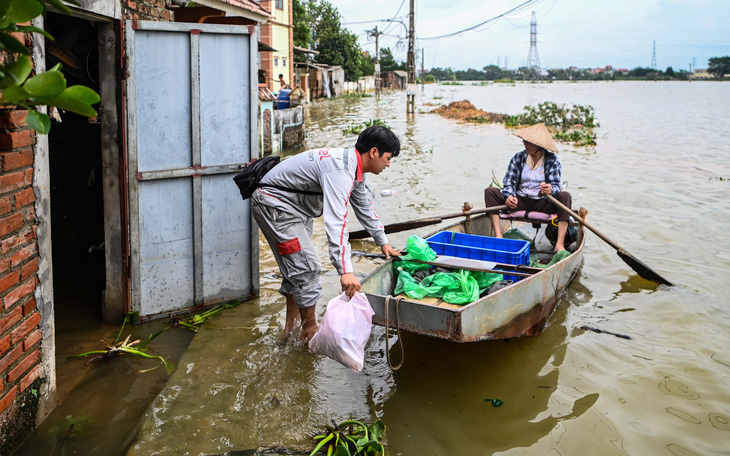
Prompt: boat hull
<box><xmin>361</xmin><ymin>215</ymin><xmax>585</xmax><ymax>342</ymax></box>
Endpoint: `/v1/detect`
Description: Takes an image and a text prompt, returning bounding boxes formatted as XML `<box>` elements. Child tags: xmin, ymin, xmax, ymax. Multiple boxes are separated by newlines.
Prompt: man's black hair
<box><xmin>279</xmin><ymin>74</ymin><xmax>284</xmax><ymax>78</ymax></box>
<box><xmin>355</xmin><ymin>126</ymin><xmax>401</xmax><ymax>157</ymax></box>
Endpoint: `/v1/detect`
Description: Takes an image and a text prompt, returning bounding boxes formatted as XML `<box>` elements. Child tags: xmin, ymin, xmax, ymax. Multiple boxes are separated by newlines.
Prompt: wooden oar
<box><xmin>349</xmin><ymin>205</ymin><xmax>508</xmax><ymax>240</ymax></box>
<box><xmin>544</xmin><ymin>194</ymin><xmax>672</xmax><ymax>286</ymax></box>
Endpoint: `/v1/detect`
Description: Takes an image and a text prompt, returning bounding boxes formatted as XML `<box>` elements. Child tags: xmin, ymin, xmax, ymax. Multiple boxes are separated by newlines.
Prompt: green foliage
<box><xmin>505</xmin><ymin>101</ymin><xmax>599</xmax><ymax>130</ymax></box>
<box><xmin>306</xmin><ymin>0</ymin><xmax>363</xmax><ymax>81</ymax></box>
<box><xmin>310</xmin><ymin>419</ymin><xmax>386</xmax><ymax>456</ymax></box>
<box><xmin>423</xmin><ymin>74</ymin><xmax>435</xmax><ymax>82</ymax></box>
<box><xmin>708</xmin><ymin>56</ymin><xmax>730</xmax><ymax>78</ymax></box>
<box><xmin>378</xmin><ymin>47</ymin><xmax>405</xmax><ymax>72</ymax></box>
<box><xmin>502</xmin><ymin>101</ymin><xmax>599</xmax><ymax>147</ymax></box>
<box><xmin>0</xmin><ymin>0</ymin><xmax>100</xmax><ymax>134</ymax></box>
<box><xmin>292</xmin><ymin>0</ymin><xmax>310</xmax><ymax>50</ymax></box>
<box><xmin>341</xmin><ymin>118</ymin><xmax>389</xmax><ymax>136</ymax></box>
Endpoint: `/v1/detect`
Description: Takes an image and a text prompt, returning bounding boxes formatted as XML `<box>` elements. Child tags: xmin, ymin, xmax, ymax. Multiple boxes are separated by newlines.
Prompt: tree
<box><xmin>292</xmin><ymin>0</ymin><xmax>310</xmax><ymax>50</ymax></box>
<box><xmin>665</xmin><ymin>66</ymin><xmax>675</xmax><ymax>77</ymax></box>
<box><xmin>0</xmin><ymin>0</ymin><xmax>100</xmax><ymax>134</ymax></box>
<box><xmin>359</xmin><ymin>51</ymin><xmax>374</xmax><ymax>76</ymax></box>
<box><xmin>307</xmin><ymin>0</ymin><xmax>364</xmax><ymax>81</ymax></box>
<box><xmin>708</xmin><ymin>56</ymin><xmax>730</xmax><ymax>78</ymax></box>
<box><xmin>379</xmin><ymin>47</ymin><xmax>405</xmax><ymax>72</ymax></box>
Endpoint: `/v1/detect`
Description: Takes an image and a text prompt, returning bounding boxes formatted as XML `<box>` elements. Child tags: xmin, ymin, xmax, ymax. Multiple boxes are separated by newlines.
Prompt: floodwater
<box><xmin>16</xmin><ymin>81</ymin><xmax>730</xmax><ymax>455</ymax></box>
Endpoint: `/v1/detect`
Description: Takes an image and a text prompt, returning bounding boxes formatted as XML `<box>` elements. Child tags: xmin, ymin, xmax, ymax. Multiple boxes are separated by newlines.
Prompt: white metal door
<box><xmin>124</xmin><ymin>20</ymin><xmax>258</xmax><ymax>317</ymax></box>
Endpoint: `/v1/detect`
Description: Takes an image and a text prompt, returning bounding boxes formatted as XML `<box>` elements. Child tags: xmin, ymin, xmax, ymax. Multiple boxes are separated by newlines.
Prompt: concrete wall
<box><xmin>272</xmin><ymin>105</ymin><xmax>304</xmax><ymax>152</ymax></box>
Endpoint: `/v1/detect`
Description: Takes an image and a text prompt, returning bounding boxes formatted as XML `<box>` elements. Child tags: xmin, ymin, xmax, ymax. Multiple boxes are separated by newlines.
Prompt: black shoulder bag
<box><xmin>233</xmin><ymin>156</ymin><xmax>323</xmax><ymax>200</ymax></box>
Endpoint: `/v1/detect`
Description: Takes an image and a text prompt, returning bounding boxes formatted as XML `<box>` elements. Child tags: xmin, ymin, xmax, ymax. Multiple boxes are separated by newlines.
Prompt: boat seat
<box><xmin>499</xmin><ymin>210</ymin><xmax>555</xmax><ymax>222</ymax></box>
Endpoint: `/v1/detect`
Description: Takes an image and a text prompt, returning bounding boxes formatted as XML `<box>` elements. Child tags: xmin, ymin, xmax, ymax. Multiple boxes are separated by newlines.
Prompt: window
<box><xmin>276</xmin><ymin>0</ymin><xmax>283</xmax><ymax>9</ymax></box>
<box><xmin>274</xmin><ymin>57</ymin><xmax>279</xmax><ymax>66</ymax></box>
<box><xmin>282</xmin><ymin>58</ymin><xmax>287</xmax><ymax>67</ymax></box>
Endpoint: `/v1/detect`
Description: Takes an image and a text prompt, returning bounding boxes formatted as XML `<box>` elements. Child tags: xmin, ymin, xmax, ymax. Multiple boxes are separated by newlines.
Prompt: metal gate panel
<box><xmin>125</xmin><ymin>21</ymin><xmax>258</xmax><ymax>317</ymax></box>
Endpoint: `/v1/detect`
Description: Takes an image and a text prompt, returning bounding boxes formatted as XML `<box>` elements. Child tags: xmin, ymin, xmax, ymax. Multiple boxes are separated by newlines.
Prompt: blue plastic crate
<box><xmin>426</xmin><ymin>231</ymin><xmax>530</xmax><ymax>282</ymax></box>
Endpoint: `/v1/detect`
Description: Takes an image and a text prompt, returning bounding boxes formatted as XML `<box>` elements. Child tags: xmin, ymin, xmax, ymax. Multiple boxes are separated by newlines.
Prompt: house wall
<box><xmin>260</xmin><ymin>0</ymin><xmax>292</xmax><ymax>92</ymax></box>
<box><xmin>0</xmin><ymin>0</ymin><xmax>174</xmax><ymax>452</ymax></box>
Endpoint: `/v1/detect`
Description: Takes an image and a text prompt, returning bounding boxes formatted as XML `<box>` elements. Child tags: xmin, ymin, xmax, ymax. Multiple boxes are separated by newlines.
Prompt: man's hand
<box><xmin>506</xmin><ymin>195</ymin><xmax>518</xmax><ymax>209</ymax></box>
<box><xmin>341</xmin><ymin>273</ymin><xmax>361</xmax><ymax>298</ymax></box>
<box><xmin>381</xmin><ymin>243</ymin><xmax>401</xmax><ymax>259</ymax></box>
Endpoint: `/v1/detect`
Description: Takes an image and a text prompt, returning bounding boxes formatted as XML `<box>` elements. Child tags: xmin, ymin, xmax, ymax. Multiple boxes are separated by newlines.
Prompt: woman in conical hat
<box><xmin>484</xmin><ymin>123</ymin><xmax>574</xmax><ymax>252</ymax></box>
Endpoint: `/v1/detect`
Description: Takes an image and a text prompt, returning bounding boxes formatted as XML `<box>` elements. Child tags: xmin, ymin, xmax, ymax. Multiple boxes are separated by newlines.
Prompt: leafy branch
<box><xmin>0</xmin><ymin>0</ymin><xmax>100</xmax><ymax>133</ymax></box>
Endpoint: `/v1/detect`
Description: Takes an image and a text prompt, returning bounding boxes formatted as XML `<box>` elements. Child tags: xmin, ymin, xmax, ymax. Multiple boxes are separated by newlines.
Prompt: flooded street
<box><xmin>17</xmin><ymin>81</ymin><xmax>730</xmax><ymax>455</ymax></box>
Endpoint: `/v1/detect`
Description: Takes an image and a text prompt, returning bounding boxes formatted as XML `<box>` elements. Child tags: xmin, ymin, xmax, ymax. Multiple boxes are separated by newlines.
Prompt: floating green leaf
<box><xmin>0</xmin><ymin>31</ymin><xmax>28</xmax><ymax>54</ymax></box>
<box><xmin>0</xmin><ymin>54</ymin><xmax>31</xmax><ymax>89</ymax></box>
<box><xmin>4</xmin><ymin>0</ymin><xmax>44</xmax><ymax>25</ymax></box>
<box><xmin>0</xmin><ymin>82</ymin><xmax>30</xmax><ymax>103</ymax></box>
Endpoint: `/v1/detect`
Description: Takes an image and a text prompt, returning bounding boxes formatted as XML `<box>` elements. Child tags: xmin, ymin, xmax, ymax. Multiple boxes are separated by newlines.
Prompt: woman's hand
<box><xmin>506</xmin><ymin>195</ymin><xmax>518</xmax><ymax>209</ymax></box>
<box><xmin>539</xmin><ymin>182</ymin><xmax>553</xmax><ymax>196</ymax></box>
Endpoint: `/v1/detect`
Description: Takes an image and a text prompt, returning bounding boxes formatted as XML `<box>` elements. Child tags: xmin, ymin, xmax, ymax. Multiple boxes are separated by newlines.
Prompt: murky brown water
<box><xmin>17</xmin><ymin>81</ymin><xmax>730</xmax><ymax>455</ymax></box>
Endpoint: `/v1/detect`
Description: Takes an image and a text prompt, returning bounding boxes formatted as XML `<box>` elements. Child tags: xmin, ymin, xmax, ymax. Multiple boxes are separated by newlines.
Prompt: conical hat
<box><xmin>512</xmin><ymin>123</ymin><xmax>558</xmax><ymax>153</ymax></box>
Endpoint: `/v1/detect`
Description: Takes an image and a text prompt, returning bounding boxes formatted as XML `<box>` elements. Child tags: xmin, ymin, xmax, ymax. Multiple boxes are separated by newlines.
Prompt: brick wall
<box><xmin>0</xmin><ymin>109</ymin><xmax>42</xmax><ymax>440</ymax></box>
<box><xmin>122</xmin><ymin>0</ymin><xmax>173</xmax><ymax>21</ymax></box>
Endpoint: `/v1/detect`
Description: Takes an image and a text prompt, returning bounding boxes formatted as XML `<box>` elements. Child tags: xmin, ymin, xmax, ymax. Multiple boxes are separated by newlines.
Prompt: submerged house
<box><xmin>0</xmin><ymin>0</ymin><xmax>272</xmax><ymax>452</ymax></box>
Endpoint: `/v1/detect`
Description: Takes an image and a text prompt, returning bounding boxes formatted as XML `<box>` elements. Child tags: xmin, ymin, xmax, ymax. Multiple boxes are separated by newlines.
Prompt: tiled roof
<box><xmin>258</xmin><ymin>87</ymin><xmax>277</xmax><ymax>101</ymax></box>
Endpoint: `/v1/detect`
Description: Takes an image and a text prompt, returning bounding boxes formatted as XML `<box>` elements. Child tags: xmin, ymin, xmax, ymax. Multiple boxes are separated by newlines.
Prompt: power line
<box><xmin>419</xmin><ymin>0</ymin><xmax>542</xmax><ymax>40</ymax></box>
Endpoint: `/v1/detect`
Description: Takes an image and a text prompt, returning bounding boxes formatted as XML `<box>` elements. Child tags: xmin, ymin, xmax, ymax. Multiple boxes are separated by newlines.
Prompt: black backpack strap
<box><xmin>258</xmin><ymin>183</ymin><xmax>323</xmax><ymax>196</ymax></box>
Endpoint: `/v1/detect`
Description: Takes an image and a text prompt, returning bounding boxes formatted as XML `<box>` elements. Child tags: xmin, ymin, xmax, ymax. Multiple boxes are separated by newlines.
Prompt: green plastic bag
<box><xmin>420</xmin><ymin>272</ymin><xmax>462</xmax><ymax>297</ymax></box>
<box><xmin>394</xmin><ymin>268</ymin><xmax>443</xmax><ymax>300</ymax></box>
<box><xmin>443</xmin><ymin>270</ymin><xmax>480</xmax><ymax>304</ymax></box>
<box><xmin>398</xmin><ymin>235</ymin><xmax>437</xmax><ymax>273</ymax></box>
<box><xmin>471</xmin><ymin>271</ymin><xmax>504</xmax><ymax>289</ymax></box>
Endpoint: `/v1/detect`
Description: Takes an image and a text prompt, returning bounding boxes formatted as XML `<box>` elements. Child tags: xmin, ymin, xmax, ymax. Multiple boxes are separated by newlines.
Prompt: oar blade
<box><xmin>616</xmin><ymin>250</ymin><xmax>672</xmax><ymax>286</ymax></box>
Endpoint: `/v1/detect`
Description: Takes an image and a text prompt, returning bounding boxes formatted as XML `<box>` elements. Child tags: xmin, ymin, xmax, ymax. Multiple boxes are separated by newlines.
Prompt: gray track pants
<box><xmin>251</xmin><ymin>201</ymin><xmax>322</xmax><ymax>308</ymax></box>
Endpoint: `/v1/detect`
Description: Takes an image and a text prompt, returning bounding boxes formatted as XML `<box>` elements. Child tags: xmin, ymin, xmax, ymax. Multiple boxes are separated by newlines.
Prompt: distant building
<box><xmin>691</xmin><ymin>68</ymin><xmax>712</xmax><ymax>80</ymax></box>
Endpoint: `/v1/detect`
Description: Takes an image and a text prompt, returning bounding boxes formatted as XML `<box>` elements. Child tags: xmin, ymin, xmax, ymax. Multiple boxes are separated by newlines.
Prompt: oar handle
<box><xmin>543</xmin><ymin>194</ymin><xmax>622</xmax><ymax>251</ymax></box>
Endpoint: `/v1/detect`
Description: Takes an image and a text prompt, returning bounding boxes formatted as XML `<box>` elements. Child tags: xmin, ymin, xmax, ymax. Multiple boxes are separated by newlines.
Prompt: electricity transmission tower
<box><xmin>651</xmin><ymin>40</ymin><xmax>657</xmax><ymax>68</ymax></box>
<box><xmin>525</xmin><ymin>11</ymin><xmax>540</xmax><ymax>71</ymax></box>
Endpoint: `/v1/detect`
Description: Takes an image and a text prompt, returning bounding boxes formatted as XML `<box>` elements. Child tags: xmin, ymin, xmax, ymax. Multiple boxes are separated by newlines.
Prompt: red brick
<box><xmin>14</xmin><ymin>187</ymin><xmax>34</xmax><ymax>208</ymax></box>
<box><xmin>0</xmin><ymin>344</ymin><xmax>22</xmax><ymax>373</ymax></box>
<box><xmin>0</xmin><ymin>172</ymin><xmax>25</xmax><ymax>194</ymax></box>
<box><xmin>0</xmin><ymin>377</ymin><xmax>3</xmax><ymax>394</ymax></box>
<box><xmin>0</xmin><ymin>386</ymin><xmax>17</xmax><ymax>415</ymax></box>
<box><xmin>22</xmin><ymin>329</ymin><xmax>40</xmax><ymax>351</ymax></box>
<box><xmin>0</xmin><ymin>271</ymin><xmax>19</xmax><ymax>293</ymax></box>
<box><xmin>0</xmin><ymin>258</ymin><xmax>8</xmax><ymax>274</ymax></box>
<box><xmin>0</xmin><ymin>197</ymin><xmax>10</xmax><ymax>215</ymax></box>
<box><xmin>11</xmin><ymin>243</ymin><xmax>36</xmax><ymax>268</ymax></box>
<box><xmin>0</xmin><ymin>229</ymin><xmax>32</xmax><ymax>254</ymax></box>
<box><xmin>0</xmin><ymin>306</ymin><xmax>22</xmax><ymax>334</ymax></box>
<box><xmin>0</xmin><ymin>110</ymin><xmax>28</xmax><ymax>129</ymax></box>
<box><xmin>3</xmin><ymin>276</ymin><xmax>36</xmax><ymax>309</ymax></box>
<box><xmin>20</xmin><ymin>258</ymin><xmax>37</xmax><ymax>281</ymax></box>
<box><xmin>0</xmin><ymin>130</ymin><xmax>35</xmax><ymax>149</ymax></box>
<box><xmin>11</xmin><ymin>312</ymin><xmax>40</xmax><ymax>344</ymax></box>
<box><xmin>22</xmin><ymin>297</ymin><xmax>35</xmax><ymax>316</ymax></box>
<box><xmin>20</xmin><ymin>363</ymin><xmax>41</xmax><ymax>392</ymax></box>
<box><xmin>0</xmin><ymin>334</ymin><xmax>9</xmax><ymax>355</ymax></box>
<box><xmin>0</xmin><ymin>212</ymin><xmax>23</xmax><ymax>236</ymax></box>
<box><xmin>23</xmin><ymin>168</ymin><xmax>33</xmax><ymax>185</ymax></box>
<box><xmin>7</xmin><ymin>349</ymin><xmax>38</xmax><ymax>383</ymax></box>
<box><xmin>2</xmin><ymin>149</ymin><xmax>33</xmax><ymax>171</ymax></box>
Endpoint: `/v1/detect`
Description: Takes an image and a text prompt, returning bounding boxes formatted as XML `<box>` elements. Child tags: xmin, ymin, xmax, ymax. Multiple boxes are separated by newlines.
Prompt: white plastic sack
<box><xmin>308</xmin><ymin>291</ymin><xmax>375</xmax><ymax>372</ymax></box>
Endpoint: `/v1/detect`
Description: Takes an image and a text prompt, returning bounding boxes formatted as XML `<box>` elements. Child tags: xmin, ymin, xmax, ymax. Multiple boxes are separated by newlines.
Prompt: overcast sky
<box><xmin>328</xmin><ymin>0</ymin><xmax>729</xmax><ymax>71</ymax></box>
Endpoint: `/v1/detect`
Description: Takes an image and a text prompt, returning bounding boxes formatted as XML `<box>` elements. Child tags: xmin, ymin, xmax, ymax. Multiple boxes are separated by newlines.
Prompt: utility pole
<box><xmin>367</xmin><ymin>26</ymin><xmax>383</xmax><ymax>97</ymax></box>
<box><xmin>420</xmin><ymin>47</ymin><xmax>425</xmax><ymax>90</ymax></box>
<box><xmin>407</xmin><ymin>0</ymin><xmax>416</xmax><ymax>114</ymax></box>
<box><xmin>651</xmin><ymin>40</ymin><xmax>657</xmax><ymax>69</ymax></box>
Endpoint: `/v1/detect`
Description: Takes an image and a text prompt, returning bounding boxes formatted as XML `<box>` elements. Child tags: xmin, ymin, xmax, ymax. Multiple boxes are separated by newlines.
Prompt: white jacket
<box><xmin>253</xmin><ymin>148</ymin><xmax>387</xmax><ymax>274</ymax></box>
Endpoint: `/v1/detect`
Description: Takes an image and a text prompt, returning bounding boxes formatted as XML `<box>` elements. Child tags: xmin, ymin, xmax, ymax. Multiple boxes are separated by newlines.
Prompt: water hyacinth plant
<box><xmin>310</xmin><ymin>419</ymin><xmax>386</xmax><ymax>456</ymax></box>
